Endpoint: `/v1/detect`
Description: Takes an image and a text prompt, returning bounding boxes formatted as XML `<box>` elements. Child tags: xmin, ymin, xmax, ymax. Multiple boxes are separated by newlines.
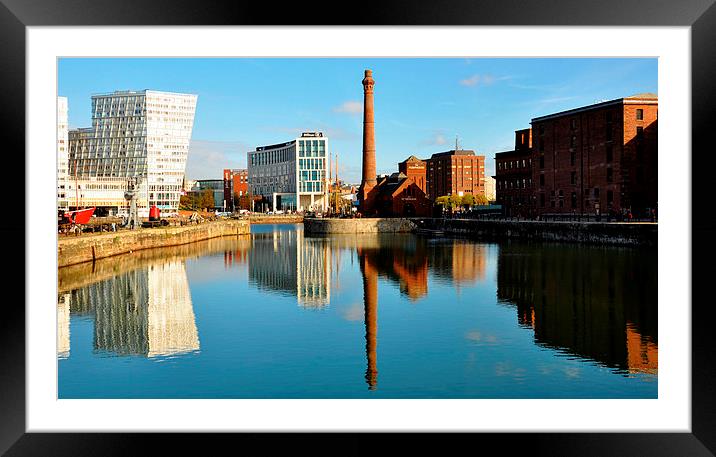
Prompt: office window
<box><xmin>539</xmin><ymin>174</ymin><xmax>544</xmax><ymax>187</ymax></box>
<box><xmin>570</xmin><ymin>119</ymin><xmax>577</xmax><ymax>130</ymax></box>
<box><xmin>540</xmin><ymin>193</ymin><xmax>545</xmax><ymax>207</ymax></box>
<box><xmin>570</xmin><ymin>171</ymin><xmax>576</xmax><ymax>185</ymax></box>
<box><xmin>571</xmin><ymin>192</ymin><xmax>577</xmax><ymax>208</ymax></box>
<box><xmin>636</xmin><ymin>109</ymin><xmax>644</xmax><ymax>120</ymax></box>
<box><xmin>607</xmin><ymin>167</ymin><xmax>613</xmax><ymax>183</ymax></box>
<box><xmin>570</xmin><ymin>136</ymin><xmax>576</xmax><ymax>148</ymax></box>
<box><xmin>594</xmin><ymin>187</ymin><xmax>600</xmax><ymax>198</ymax></box>
<box><xmin>570</xmin><ymin>150</ymin><xmax>576</xmax><ymax>166</ymax></box>
<box><xmin>606</xmin><ymin>145</ymin><xmax>613</xmax><ymax>163</ymax></box>
<box><xmin>637</xmin><ymin>126</ymin><xmax>644</xmax><ymax>139</ymax></box>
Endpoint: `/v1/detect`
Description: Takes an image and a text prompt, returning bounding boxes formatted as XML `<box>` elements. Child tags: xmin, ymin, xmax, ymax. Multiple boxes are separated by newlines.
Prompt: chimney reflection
<box><xmin>359</xmin><ymin>248</ymin><xmax>379</xmax><ymax>390</ymax></box>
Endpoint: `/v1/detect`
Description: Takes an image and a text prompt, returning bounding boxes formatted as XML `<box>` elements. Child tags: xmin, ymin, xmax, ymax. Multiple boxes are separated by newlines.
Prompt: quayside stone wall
<box><xmin>416</xmin><ymin>218</ymin><xmax>657</xmax><ymax>247</ymax></box>
<box><xmin>303</xmin><ymin>217</ymin><xmax>417</xmax><ymax>234</ymax></box>
<box><xmin>58</xmin><ymin>219</ymin><xmax>250</xmax><ymax>268</ymax></box>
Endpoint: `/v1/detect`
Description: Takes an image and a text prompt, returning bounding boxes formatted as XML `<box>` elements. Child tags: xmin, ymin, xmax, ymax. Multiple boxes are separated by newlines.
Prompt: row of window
<box><xmin>497</xmin><ymin>158</ymin><xmax>530</xmax><ymax>170</ymax></box>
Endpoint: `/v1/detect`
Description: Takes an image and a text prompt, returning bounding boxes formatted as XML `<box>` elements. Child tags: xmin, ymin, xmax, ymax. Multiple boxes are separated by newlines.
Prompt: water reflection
<box><xmin>59</xmin><ymin>225</ymin><xmax>657</xmax><ymax>397</ymax></box>
<box><xmin>248</xmin><ymin>229</ymin><xmax>331</xmax><ymax>307</ymax></box>
<box><xmin>58</xmin><ymin>237</ymin><xmax>254</xmax><ymax>360</ymax></box>
<box><xmin>496</xmin><ymin>243</ymin><xmax>658</xmax><ymax>374</ymax></box>
<box><xmin>66</xmin><ymin>261</ymin><xmax>199</xmax><ymax>358</ymax></box>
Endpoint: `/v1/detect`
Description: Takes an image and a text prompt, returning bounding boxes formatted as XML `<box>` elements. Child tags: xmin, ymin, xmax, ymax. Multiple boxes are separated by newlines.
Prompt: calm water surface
<box><xmin>58</xmin><ymin>223</ymin><xmax>657</xmax><ymax>398</ymax></box>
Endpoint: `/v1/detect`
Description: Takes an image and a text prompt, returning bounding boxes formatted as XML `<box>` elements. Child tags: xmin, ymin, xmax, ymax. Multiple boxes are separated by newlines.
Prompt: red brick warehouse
<box><xmin>425</xmin><ymin>149</ymin><xmax>486</xmax><ymax>201</ymax></box>
<box><xmin>531</xmin><ymin>93</ymin><xmax>657</xmax><ymax>217</ymax></box>
<box><xmin>495</xmin><ymin>128</ymin><xmax>534</xmax><ymax>217</ymax></box>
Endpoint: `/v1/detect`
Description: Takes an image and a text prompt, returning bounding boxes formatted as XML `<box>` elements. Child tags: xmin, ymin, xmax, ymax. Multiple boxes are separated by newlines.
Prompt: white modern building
<box><xmin>57</xmin><ymin>97</ymin><xmax>69</xmax><ymax>212</ymax></box>
<box><xmin>248</xmin><ymin>132</ymin><xmax>329</xmax><ymax>212</ymax></box>
<box><xmin>66</xmin><ymin>90</ymin><xmax>197</xmax><ymax>217</ymax></box>
<box><xmin>484</xmin><ymin>175</ymin><xmax>496</xmax><ymax>202</ymax></box>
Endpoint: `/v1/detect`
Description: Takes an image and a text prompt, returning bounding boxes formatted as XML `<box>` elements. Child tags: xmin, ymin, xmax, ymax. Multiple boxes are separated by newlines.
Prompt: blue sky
<box><xmin>58</xmin><ymin>58</ymin><xmax>657</xmax><ymax>182</ymax></box>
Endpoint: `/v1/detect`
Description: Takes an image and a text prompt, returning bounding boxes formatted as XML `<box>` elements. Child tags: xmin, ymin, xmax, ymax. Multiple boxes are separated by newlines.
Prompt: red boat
<box><xmin>61</xmin><ymin>207</ymin><xmax>95</xmax><ymax>225</ymax></box>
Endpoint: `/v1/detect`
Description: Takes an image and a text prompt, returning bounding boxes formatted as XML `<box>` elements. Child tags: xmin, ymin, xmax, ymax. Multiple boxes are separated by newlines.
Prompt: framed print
<box><xmin>3</xmin><ymin>0</ymin><xmax>715</xmax><ymax>455</ymax></box>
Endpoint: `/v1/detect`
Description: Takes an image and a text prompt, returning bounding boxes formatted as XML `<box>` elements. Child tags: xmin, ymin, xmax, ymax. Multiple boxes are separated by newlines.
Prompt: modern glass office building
<box><xmin>57</xmin><ymin>97</ymin><xmax>69</xmax><ymax>212</ymax></box>
<box><xmin>66</xmin><ymin>90</ymin><xmax>197</xmax><ymax>216</ymax></box>
<box><xmin>247</xmin><ymin>132</ymin><xmax>329</xmax><ymax>212</ymax></box>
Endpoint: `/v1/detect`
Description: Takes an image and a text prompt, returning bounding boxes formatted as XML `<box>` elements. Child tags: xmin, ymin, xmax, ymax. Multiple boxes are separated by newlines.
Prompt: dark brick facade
<box><xmin>495</xmin><ymin>128</ymin><xmax>534</xmax><ymax>217</ymax></box>
<box><xmin>531</xmin><ymin>94</ymin><xmax>658</xmax><ymax>217</ymax></box>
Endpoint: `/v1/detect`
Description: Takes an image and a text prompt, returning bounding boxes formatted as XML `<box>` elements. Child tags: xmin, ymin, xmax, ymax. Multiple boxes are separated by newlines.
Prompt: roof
<box><xmin>495</xmin><ymin>149</ymin><xmax>532</xmax><ymax>159</ymax></box>
<box><xmin>532</xmin><ymin>93</ymin><xmax>658</xmax><ymax>123</ymax></box>
<box><xmin>400</xmin><ymin>155</ymin><xmax>424</xmax><ymax>163</ymax></box>
<box><xmin>430</xmin><ymin>149</ymin><xmax>476</xmax><ymax>159</ymax></box>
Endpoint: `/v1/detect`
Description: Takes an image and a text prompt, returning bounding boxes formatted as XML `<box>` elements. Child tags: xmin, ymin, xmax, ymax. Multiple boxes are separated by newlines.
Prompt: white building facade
<box><xmin>484</xmin><ymin>175</ymin><xmax>496</xmax><ymax>202</ymax></box>
<box><xmin>66</xmin><ymin>90</ymin><xmax>197</xmax><ymax>217</ymax></box>
<box><xmin>57</xmin><ymin>97</ymin><xmax>69</xmax><ymax>212</ymax></box>
<box><xmin>248</xmin><ymin>132</ymin><xmax>329</xmax><ymax>212</ymax></box>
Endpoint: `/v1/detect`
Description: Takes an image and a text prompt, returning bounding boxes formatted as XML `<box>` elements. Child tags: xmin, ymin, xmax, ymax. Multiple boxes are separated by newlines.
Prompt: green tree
<box><xmin>435</xmin><ymin>196</ymin><xmax>450</xmax><ymax>211</ymax></box>
<box><xmin>449</xmin><ymin>194</ymin><xmax>462</xmax><ymax>211</ymax></box>
<box><xmin>200</xmin><ymin>188</ymin><xmax>214</xmax><ymax>211</ymax></box>
<box><xmin>461</xmin><ymin>194</ymin><xmax>476</xmax><ymax>209</ymax></box>
<box><xmin>474</xmin><ymin>194</ymin><xmax>489</xmax><ymax>206</ymax></box>
<box><xmin>179</xmin><ymin>194</ymin><xmax>194</xmax><ymax>210</ymax></box>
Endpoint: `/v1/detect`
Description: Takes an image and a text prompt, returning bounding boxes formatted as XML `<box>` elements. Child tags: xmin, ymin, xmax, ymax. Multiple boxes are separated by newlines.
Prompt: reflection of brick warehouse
<box><xmin>450</xmin><ymin>241</ymin><xmax>487</xmax><ymax>285</ymax></box>
<box><xmin>495</xmin><ymin>128</ymin><xmax>534</xmax><ymax>217</ymax></box>
<box><xmin>531</xmin><ymin>94</ymin><xmax>658</xmax><ymax>216</ymax></box>
<box><xmin>391</xmin><ymin>251</ymin><xmax>428</xmax><ymax>301</ymax></box>
<box><xmin>626</xmin><ymin>324</ymin><xmax>658</xmax><ymax>374</ymax></box>
<box><xmin>496</xmin><ymin>243</ymin><xmax>658</xmax><ymax>372</ymax></box>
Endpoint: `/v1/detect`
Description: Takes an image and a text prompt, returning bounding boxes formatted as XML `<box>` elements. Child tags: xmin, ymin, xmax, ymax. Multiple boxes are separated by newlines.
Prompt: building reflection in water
<box><xmin>248</xmin><ymin>228</ymin><xmax>331</xmax><ymax>308</ymax></box>
<box><xmin>496</xmin><ymin>243</ymin><xmax>658</xmax><ymax>375</ymax></box>
<box><xmin>57</xmin><ymin>293</ymin><xmax>71</xmax><ymax>359</ymax></box>
<box><xmin>320</xmin><ymin>233</ymin><xmax>491</xmax><ymax>390</ymax></box>
<box><xmin>63</xmin><ymin>260</ymin><xmax>199</xmax><ymax>358</ymax></box>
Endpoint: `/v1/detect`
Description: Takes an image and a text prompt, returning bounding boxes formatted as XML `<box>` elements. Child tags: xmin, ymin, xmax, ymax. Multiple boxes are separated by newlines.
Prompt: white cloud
<box><xmin>460</xmin><ymin>73</ymin><xmax>507</xmax><ymax>87</ymax></box>
<box><xmin>186</xmin><ymin>139</ymin><xmax>250</xmax><ymax>180</ymax></box>
<box><xmin>333</xmin><ymin>100</ymin><xmax>363</xmax><ymax>115</ymax></box>
<box><xmin>460</xmin><ymin>74</ymin><xmax>482</xmax><ymax>86</ymax></box>
<box><xmin>421</xmin><ymin>131</ymin><xmax>449</xmax><ymax>147</ymax></box>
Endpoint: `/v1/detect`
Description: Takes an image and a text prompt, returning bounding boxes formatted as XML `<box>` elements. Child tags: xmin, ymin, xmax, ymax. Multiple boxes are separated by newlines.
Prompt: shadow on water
<box><xmin>496</xmin><ymin>242</ymin><xmax>657</xmax><ymax>375</ymax></box>
<box><xmin>59</xmin><ymin>223</ymin><xmax>657</xmax><ymax>396</ymax></box>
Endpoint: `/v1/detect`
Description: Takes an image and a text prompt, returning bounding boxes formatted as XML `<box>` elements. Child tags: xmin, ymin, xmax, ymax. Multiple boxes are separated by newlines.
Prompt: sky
<box><xmin>58</xmin><ymin>58</ymin><xmax>657</xmax><ymax>183</ymax></box>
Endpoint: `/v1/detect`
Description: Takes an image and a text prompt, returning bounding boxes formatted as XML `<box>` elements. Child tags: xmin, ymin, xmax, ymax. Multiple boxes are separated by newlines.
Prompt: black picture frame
<box><xmin>3</xmin><ymin>0</ymin><xmax>714</xmax><ymax>455</ymax></box>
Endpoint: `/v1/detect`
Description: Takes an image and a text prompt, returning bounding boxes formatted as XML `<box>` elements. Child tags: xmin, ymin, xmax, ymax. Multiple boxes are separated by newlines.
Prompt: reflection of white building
<box><xmin>248</xmin><ymin>228</ymin><xmax>332</xmax><ymax>307</ymax></box>
<box><xmin>63</xmin><ymin>260</ymin><xmax>199</xmax><ymax>358</ymax></box>
<box><xmin>57</xmin><ymin>97</ymin><xmax>69</xmax><ymax>211</ymax></box>
<box><xmin>248</xmin><ymin>132</ymin><xmax>329</xmax><ymax>212</ymax></box>
<box><xmin>296</xmin><ymin>231</ymin><xmax>331</xmax><ymax>307</ymax></box>
<box><xmin>57</xmin><ymin>293</ymin><xmax>71</xmax><ymax>359</ymax></box>
<box><xmin>67</xmin><ymin>90</ymin><xmax>198</xmax><ymax>217</ymax></box>
<box><xmin>146</xmin><ymin>262</ymin><xmax>200</xmax><ymax>357</ymax></box>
